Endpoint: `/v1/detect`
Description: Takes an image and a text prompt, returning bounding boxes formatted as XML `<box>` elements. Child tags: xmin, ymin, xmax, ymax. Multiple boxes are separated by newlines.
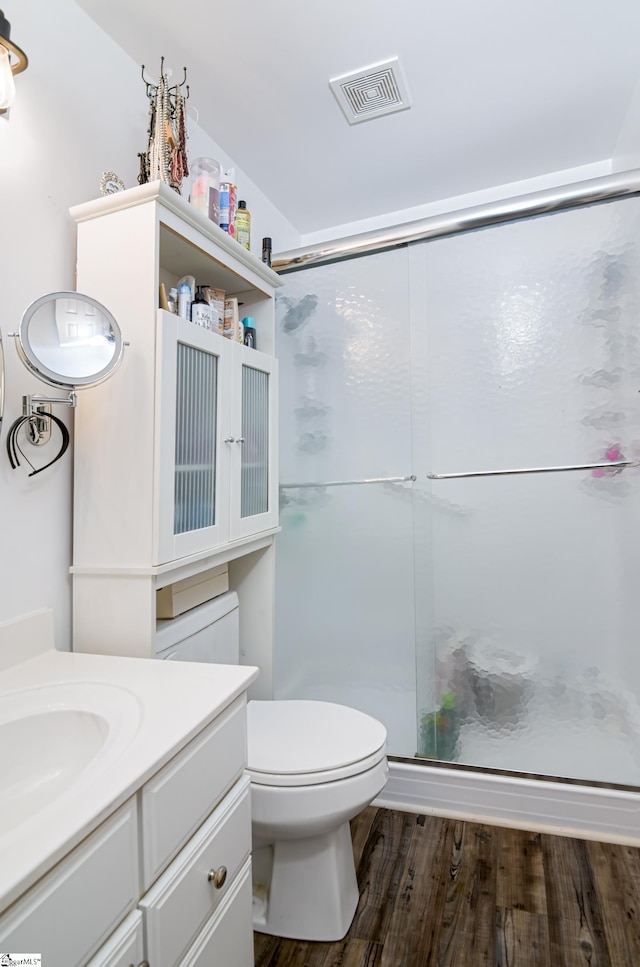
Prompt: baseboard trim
<box><xmin>373</xmin><ymin>760</ymin><xmax>640</xmax><ymax>846</ymax></box>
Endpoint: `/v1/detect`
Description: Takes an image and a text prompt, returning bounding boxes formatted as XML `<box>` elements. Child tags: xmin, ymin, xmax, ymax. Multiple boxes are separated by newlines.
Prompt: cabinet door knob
<box><xmin>236</xmin><ymin>437</ymin><xmax>245</xmax><ymax>444</ymax></box>
<box><xmin>224</xmin><ymin>436</ymin><xmax>235</xmax><ymax>443</ymax></box>
<box><xmin>208</xmin><ymin>865</ymin><xmax>227</xmax><ymax>888</ymax></box>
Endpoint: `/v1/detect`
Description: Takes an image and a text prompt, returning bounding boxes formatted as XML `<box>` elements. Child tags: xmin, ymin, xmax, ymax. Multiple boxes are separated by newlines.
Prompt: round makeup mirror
<box><xmin>15</xmin><ymin>291</ymin><xmax>124</xmax><ymax>388</ymax></box>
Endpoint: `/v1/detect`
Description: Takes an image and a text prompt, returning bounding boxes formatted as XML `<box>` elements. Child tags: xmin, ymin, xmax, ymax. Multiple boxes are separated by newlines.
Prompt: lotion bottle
<box><xmin>191</xmin><ymin>285</ymin><xmax>212</xmax><ymax>327</ymax></box>
<box><xmin>177</xmin><ymin>282</ymin><xmax>191</xmax><ymax>320</ymax></box>
<box><xmin>236</xmin><ymin>200</ymin><xmax>251</xmax><ymax>250</ymax></box>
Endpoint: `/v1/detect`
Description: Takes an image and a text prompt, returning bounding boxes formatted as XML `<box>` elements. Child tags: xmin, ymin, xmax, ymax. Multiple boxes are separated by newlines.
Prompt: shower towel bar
<box><xmin>280</xmin><ymin>474</ymin><xmax>416</xmax><ymax>489</ymax></box>
<box><xmin>427</xmin><ymin>459</ymin><xmax>640</xmax><ymax>480</ymax></box>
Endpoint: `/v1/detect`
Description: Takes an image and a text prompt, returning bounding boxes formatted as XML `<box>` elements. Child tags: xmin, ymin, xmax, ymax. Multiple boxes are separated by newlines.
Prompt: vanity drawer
<box><xmin>140</xmin><ymin>694</ymin><xmax>246</xmax><ymax>888</ymax></box>
<box><xmin>86</xmin><ymin>909</ymin><xmax>144</xmax><ymax>967</ymax></box>
<box><xmin>182</xmin><ymin>857</ymin><xmax>253</xmax><ymax>967</ymax></box>
<box><xmin>140</xmin><ymin>775</ymin><xmax>251</xmax><ymax>967</ymax></box>
<box><xmin>0</xmin><ymin>798</ymin><xmax>139</xmax><ymax>967</ymax></box>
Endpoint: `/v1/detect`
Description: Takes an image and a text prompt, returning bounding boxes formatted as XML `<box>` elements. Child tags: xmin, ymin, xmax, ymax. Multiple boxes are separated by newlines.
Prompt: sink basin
<box><xmin>0</xmin><ymin>682</ymin><xmax>142</xmax><ymax>828</ymax></box>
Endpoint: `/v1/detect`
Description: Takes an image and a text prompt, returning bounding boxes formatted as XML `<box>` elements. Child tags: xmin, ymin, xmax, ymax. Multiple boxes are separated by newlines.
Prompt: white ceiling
<box><xmin>75</xmin><ymin>0</ymin><xmax>640</xmax><ymax>235</ymax></box>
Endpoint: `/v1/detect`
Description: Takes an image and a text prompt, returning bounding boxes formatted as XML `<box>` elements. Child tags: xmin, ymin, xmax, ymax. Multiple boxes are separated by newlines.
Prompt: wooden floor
<box><xmin>254</xmin><ymin>805</ymin><xmax>640</xmax><ymax>966</ymax></box>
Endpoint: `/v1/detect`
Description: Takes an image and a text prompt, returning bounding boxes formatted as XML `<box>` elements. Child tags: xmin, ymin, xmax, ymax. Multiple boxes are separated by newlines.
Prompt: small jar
<box><xmin>189</xmin><ymin>157</ymin><xmax>221</xmax><ymax>224</ymax></box>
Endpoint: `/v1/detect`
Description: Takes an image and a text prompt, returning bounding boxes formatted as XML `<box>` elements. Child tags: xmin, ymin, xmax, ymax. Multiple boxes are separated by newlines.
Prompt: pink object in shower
<box><xmin>592</xmin><ymin>445</ymin><xmax>623</xmax><ymax>477</ymax></box>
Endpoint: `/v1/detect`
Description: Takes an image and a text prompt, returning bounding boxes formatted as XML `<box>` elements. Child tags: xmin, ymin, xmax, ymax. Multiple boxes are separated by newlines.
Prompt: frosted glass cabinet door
<box><xmin>229</xmin><ymin>346</ymin><xmax>278</xmax><ymax>539</ymax></box>
<box><xmin>155</xmin><ymin>313</ymin><xmax>233</xmax><ymax>564</ymax></box>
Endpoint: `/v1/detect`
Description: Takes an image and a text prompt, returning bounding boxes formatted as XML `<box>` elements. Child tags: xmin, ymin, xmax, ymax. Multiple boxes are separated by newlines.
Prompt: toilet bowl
<box><xmin>247</xmin><ymin>699</ymin><xmax>388</xmax><ymax>942</ymax></box>
<box><xmin>156</xmin><ymin>593</ymin><xmax>388</xmax><ymax>941</ymax></box>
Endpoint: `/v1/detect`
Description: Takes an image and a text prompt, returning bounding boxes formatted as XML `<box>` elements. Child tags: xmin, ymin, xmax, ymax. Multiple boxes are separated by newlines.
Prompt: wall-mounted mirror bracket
<box><xmin>23</xmin><ymin>399</ymin><xmax>52</xmax><ymax>446</ymax></box>
<box><xmin>21</xmin><ymin>394</ymin><xmax>76</xmax><ymax>446</ymax></box>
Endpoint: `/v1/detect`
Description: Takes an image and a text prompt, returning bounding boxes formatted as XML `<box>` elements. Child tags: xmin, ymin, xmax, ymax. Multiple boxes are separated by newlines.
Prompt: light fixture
<box><xmin>0</xmin><ymin>9</ymin><xmax>27</xmax><ymax>114</ymax></box>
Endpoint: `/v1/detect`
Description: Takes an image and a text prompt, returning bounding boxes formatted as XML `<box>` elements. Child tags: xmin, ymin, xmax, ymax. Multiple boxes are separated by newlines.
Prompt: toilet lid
<box><xmin>247</xmin><ymin>700</ymin><xmax>387</xmax><ymax>786</ymax></box>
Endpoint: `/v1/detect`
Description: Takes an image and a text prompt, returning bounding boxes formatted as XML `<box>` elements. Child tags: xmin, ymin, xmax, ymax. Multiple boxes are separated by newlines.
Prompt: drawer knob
<box><xmin>208</xmin><ymin>865</ymin><xmax>227</xmax><ymax>889</ymax></box>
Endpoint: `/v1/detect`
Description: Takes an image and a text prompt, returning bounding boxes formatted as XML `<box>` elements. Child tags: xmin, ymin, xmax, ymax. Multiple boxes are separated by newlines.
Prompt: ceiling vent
<box><xmin>329</xmin><ymin>57</ymin><xmax>411</xmax><ymax>125</ymax></box>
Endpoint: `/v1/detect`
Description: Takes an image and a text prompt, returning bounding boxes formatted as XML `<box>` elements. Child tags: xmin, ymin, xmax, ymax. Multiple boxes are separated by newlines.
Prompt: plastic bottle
<box><xmin>177</xmin><ymin>281</ymin><xmax>192</xmax><ymax>320</ymax></box>
<box><xmin>219</xmin><ymin>168</ymin><xmax>237</xmax><ymax>237</ymax></box>
<box><xmin>261</xmin><ymin>237</ymin><xmax>272</xmax><ymax>267</ymax></box>
<box><xmin>168</xmin><ymin>287</ymin><xmax>178</xmax><ymax>313</ymax></box>
<box><xmin>191</xmin><ymin>286</ymin><xmax>212</xmax><ymax>328</ymax></box>
<box><xmin>189</xmin><ymin>157</ymin><xmax>221</xmax><ymax>224</ymax></box>
<box><xmin>236</xmin><ymin>201</ymin><xmax>251</xmax><ymax>250</ymax></box>
<box><xmin>242</xmin><ymin>317</ymin><xmax>256</xmax><ymax>349</ymax></box>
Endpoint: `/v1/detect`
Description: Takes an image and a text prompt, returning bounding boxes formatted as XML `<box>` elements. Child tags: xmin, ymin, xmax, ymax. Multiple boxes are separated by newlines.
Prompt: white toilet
<box><xmin>155</xmin><ymin>591</ymin><xmax>388</xmax><ymax>942</ymax></box>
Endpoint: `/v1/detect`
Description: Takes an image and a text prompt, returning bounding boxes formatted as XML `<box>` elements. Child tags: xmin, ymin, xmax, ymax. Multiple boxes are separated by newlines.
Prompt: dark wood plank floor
<box><xmin>254</xmin><ymin>806</ymin><xmax>640</xmax><ymax>966</ymax></box>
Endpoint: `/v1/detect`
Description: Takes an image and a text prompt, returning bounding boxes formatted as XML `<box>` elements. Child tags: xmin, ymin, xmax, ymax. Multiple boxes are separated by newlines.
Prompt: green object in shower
<box><xmin>418</xmin><ymin>691</ymin><xmax>459</xmax><ymax>761</ymax></box>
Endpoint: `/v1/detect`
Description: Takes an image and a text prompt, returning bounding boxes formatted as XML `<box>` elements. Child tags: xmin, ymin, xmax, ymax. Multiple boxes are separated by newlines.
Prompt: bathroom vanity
<box><xmin>0</xmin><ymin>610</ymin><xmax>258</xmax><ymax>966</ymax></box>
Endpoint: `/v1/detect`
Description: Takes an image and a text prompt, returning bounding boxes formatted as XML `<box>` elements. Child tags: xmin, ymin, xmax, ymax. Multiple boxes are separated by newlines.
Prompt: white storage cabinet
<box><xmin>70</xmin><ymin>182</ymin><xmax>282</xmax><ymax>678</ymax></box>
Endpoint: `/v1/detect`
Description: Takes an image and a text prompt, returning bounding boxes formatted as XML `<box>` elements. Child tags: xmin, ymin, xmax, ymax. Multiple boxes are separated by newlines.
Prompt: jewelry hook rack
<box><xmin>138</xmin><ymin>57</ymin><xmax>190</xmax><ymax>192</ymax></box>
<box><xmin>140</xmin><ymin>58</ymin><xmax>190</xmax><ymax>109</ymax></box>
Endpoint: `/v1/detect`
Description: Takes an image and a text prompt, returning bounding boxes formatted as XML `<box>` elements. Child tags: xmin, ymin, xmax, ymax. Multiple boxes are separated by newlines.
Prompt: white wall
<box><xmin>0</xmin><ymin>0</ymin><xmax>298</xmax><ymax>650</ymax></box>
<box><xmin>613</xmin><ymin>75</ymin><xmax>640</xmax><ymax>173</ymax></box>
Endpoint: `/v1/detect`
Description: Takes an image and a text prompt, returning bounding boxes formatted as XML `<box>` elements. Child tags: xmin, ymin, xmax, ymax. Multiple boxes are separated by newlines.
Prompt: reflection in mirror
<box><xmin>16</xmin><ymin>291</ymin><xmax>124</xmax><ymax>388</ymax></box>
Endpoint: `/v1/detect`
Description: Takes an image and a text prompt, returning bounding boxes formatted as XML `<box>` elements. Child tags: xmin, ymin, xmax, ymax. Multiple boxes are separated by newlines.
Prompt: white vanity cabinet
<box><xmin>0</xmin><ymin>696</ymin><xmax>253</xmax><ymax>967</ymax></box>
<box><xmin>69</xmin><ymin>182</ymin><xmax>282</xmax><ymax>685</ymax></box>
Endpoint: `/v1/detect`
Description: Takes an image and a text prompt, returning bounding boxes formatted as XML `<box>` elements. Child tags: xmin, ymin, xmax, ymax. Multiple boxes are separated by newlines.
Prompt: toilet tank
<box><xmin>155</xmin><ymin>590</ymin><xmax>239</xmax><ymax>664</ymax></box>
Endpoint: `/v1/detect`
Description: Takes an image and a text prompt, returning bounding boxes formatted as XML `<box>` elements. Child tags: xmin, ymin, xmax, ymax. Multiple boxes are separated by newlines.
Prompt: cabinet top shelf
<box><xmin>70</xmin><ymin>180</ymin><xmax>283</xmax><ymax>290</ymax></box>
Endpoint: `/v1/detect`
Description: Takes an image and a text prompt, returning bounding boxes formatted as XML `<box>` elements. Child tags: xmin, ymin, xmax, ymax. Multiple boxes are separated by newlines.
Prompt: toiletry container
<box><xmin>189</xmin><ymin>157</ymin><xmax>221</xmax><ymax>224</ymax></box>
<box><xmin>242</xmin><ymin>317</ymin><xmax>256</xmax><ymax>349</ymax></box>
<box><xmin>177</xmin><ymin>281</ymin><xmax>192</xmax><ymax>320</ymax></box>
<box><xmin>191</xmin><ymin>285</ymin><xmax>212</xmax><ymax>327</ymax></box>
<box><xmin>261</xmin><ymin>237</ymin><xmax>272</xmax><ymax>267</ymax></box>
<box><xmin>236</xmin><ymin>201</ymin><xmax>251</xmax><ymax>250</ymax></box>
<box><xmin>219</xmin><ymin>169</ymin><xmax>237</xmax><ymax>237</ymax></box>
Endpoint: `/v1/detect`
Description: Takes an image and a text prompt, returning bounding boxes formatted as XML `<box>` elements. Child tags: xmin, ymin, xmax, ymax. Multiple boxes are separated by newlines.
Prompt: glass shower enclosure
<box><xmin>274</xmin><ymin>194</ymin><xmax>640</xmax><ymax>787</ymax></box>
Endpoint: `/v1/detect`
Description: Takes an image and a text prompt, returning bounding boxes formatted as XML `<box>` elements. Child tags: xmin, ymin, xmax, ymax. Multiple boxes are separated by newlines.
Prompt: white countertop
<box><xmin>0</xmin><ymin>609</ymin><xmax>258</xmax><ymax>914</ymax></box>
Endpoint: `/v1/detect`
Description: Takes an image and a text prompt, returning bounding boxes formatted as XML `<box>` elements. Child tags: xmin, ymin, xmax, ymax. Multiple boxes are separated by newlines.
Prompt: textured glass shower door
<box><xmin>275</xmin><ymin>195</ymin><xmax>640</xmax><ymax>784</ymax></box>
<box><xmin>414</xmin><ymin>197</ymin><xmax>640</xmax><ymax>785</ymax></box>
<box><xmin>275</xmin><ymin>249</ymin><xmax>418</xmax><ymax>756</ymax></box>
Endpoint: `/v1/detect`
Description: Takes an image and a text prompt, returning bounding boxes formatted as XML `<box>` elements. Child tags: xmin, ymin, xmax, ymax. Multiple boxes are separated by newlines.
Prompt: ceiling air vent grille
<box><xmin>329</xmin><ymin>57</ymin><xmax>411</xmax><ymax>125</ymax></box>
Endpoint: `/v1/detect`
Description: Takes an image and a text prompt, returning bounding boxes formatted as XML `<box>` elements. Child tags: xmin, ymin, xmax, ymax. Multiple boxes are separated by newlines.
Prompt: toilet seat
<box><xmin>247</xmin><ymin>700</ymin><xmax>387</xmax><ymax>787</ymax></box>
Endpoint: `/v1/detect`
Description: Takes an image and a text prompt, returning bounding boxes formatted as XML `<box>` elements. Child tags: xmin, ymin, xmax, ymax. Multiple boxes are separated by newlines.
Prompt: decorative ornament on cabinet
<box><xmin>100</xmin><ymin>171</ymin><xmax>126</xmax><ymax>196</ymax></box>
<box><xmin>7</xmin><ymin>292</ymin><xmax>127</xmax><ymax>477</ymax></box>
